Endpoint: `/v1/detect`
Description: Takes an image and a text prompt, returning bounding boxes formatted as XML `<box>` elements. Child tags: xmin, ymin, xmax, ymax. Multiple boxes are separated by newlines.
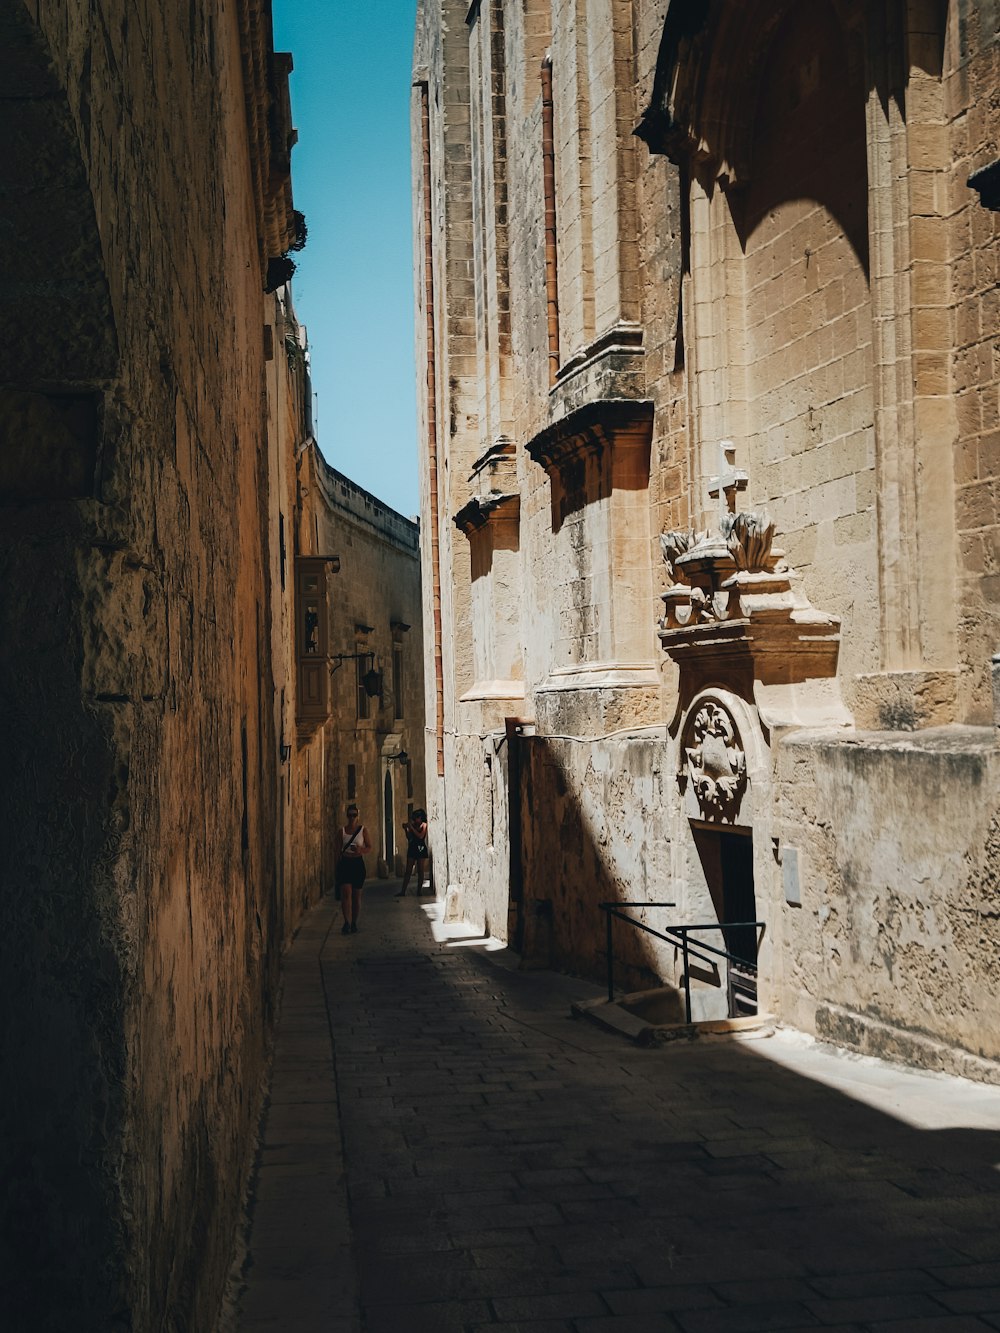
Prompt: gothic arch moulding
<box><xmin>636</xmin><ymin>0</ymin><xmax>866</xmax><ymax>196</ymax></box>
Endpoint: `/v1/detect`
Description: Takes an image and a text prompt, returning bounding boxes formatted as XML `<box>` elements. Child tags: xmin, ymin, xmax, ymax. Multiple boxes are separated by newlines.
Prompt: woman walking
<box><xmin>337</xmin><ymin>803</ymin><xmax>371</xmax><ymax>934</ymax></box>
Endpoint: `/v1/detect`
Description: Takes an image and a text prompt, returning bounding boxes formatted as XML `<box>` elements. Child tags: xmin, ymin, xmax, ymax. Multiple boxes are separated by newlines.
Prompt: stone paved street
<box><xmin>234</xmin><ymin>883</ymin><xmax>1000</xmax><ymax>1333</ymax></box>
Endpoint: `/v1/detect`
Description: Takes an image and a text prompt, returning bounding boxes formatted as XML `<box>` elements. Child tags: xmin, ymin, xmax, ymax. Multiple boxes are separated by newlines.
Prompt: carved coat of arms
<box><xmin>684</xmin><ymin>701</ymin><xmax>747</xmax><ymax>821</ymax></box>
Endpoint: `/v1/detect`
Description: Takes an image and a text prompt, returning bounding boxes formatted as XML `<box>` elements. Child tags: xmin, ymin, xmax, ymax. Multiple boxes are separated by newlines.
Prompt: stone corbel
<box><xmin>634</xmin><ymin>0</ymin><xmax>780</xmax><ymax>192</ymax></box>
<box><xmin>453</xmin><ymin>490</ymin><xmax>520</xmax><ymax>536</ymax></box>
<box><xmin>633</xmin><ymin>0</ymin><xmax>712</xmax><ymax>163</ymax></box>
<box><xmin>526</xmin><ymin>399</ymin><xmax>653</xmax><ymax>478</ymax></box>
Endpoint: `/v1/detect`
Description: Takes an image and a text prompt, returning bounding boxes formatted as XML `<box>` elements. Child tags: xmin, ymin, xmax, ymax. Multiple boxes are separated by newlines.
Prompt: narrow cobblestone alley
<box><xmin>233</xmin><ymin>884</ymin><xmax>1000</xmax><ymax>1333</ymax></box>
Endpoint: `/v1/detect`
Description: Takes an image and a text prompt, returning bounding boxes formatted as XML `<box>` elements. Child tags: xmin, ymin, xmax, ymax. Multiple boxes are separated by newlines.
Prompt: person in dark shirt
<box><xmin>396</xmin><ymin>809</ymin><xmax>429</xmax><ymax>897</ymax></box>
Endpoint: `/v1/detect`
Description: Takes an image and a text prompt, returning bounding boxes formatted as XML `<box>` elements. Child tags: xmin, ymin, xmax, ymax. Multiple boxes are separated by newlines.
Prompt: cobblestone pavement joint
<box><xmin>234</xmin><ymin>881</ymin><xmax>1000</xmax><ymax>1333</ymax></box>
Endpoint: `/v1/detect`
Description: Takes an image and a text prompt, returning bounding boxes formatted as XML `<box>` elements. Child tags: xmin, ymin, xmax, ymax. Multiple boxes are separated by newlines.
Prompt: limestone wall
<box><xmin>947</xmin><ymin>0</ymin><xmax>1000</xmax><ymax>719</ymax></box>
<box><xmin>773</xmin><ymin>729</ymin><xmax>1000</xmax><ymax>1077</ymax></box>
<box><xmin>0</xmin><ymin>4</ymin><xmax>313</xmax><ymax>1329</ymax></box>
<box><xmin>414</xmin><ymin>0</ymin><xmax>1000</xmax><ymax>1081</ymax></box>
<box><xmin>310</xmin><ymin>460</ymin><xmax>425</xmax><ymax>880</ymax></box>
<box><xmin>266</xmin><ymin>296</ymin><xmax>330</xmax><ymax>930</ymax></box>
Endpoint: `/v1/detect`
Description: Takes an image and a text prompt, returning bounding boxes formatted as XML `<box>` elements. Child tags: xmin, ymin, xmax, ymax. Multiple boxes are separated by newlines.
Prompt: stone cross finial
<box><xmin>708</xmin><ymin>442</ymin><xmax>748</xmax><ymax>525</ymax></box>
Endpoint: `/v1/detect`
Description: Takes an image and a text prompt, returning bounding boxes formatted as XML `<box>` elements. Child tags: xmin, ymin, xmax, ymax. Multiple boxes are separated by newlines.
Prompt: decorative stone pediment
<box><xmin>660</xmin><ymin>494</ymin><xmax>852</xmax><ymax>729</ymax></box>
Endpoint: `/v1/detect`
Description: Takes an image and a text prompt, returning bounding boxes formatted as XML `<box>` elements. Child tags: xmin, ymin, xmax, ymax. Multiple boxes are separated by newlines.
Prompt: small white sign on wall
<box><xmin>783</xmin><ymin>846</ymin><xmax>801</xmax><ymax>906</ymax></box>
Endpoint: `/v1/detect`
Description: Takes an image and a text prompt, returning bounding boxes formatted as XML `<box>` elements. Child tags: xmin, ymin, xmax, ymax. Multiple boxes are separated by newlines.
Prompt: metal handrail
<box><xmin>599</xmin><ymin>902</ymin><xmax>765</xmax><ymax>1023</ymax></box>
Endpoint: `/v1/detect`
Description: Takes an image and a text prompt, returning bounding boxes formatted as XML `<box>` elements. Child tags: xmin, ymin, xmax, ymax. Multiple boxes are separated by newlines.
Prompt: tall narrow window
<box><xmin>347</xmin><ymin>764</ymin><xmax>357</xmax><ymax>799</ymax></box>
<box><xmin>468</xmin><ymin>0</ymin><xmax>513</xmax><ymax>445</ymax></box>
<box><xmin>356</xmin><ymin>652</ymin><xmax>370</xmax><ymax>720</ymax></box>
<box><xmin>295</xmin><ymin>558</ymin><xmax>330</xmax><ymax>726</ymax></box>
<box><xmin>393</xmin><ymin>645</ymin><xmax>404</xmax><ymax>720</ymax></box>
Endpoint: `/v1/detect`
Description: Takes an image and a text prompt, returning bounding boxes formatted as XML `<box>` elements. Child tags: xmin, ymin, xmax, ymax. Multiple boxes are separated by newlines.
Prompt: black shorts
<box><xmin>406</xmin><ymin>839</ymin><xmax>428</xmax><ymax>859</ymax></box>
<box><xmin>337</xmin><ymin>856</ymin><xmax>366</xmax><ymax>889</ymax></box>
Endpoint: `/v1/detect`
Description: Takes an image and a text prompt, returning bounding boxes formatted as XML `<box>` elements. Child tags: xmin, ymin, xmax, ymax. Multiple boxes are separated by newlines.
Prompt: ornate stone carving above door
<box><xmin>683</xmin><ymin>699</ymin><xmax>748</xmax><ymax>823</ymax></box>
<box><xmin>676</xmin><ymin>689</ymin><xmax>765</xmax><ymax>828</ymax></box>
<box><xmin>659</xmin><ymin>488</ymin><xmax>853</xmax><ymax>731</ymax></box>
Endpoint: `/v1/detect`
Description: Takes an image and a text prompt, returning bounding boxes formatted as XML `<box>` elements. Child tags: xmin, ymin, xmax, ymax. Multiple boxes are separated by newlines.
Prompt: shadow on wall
<box><xmin>516</xmin><ymin>732</ymin><xmax>709</xmax><ymax>1007</ymax></box>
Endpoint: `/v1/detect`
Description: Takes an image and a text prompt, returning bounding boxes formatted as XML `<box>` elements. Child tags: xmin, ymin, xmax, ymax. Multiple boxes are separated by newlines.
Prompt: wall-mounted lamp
<box><xmin>330</xmin><ymin>651</ymin><xmax>382</xmax><ymax>697</ymax></box>
<box><xmin>361</xmin><ymin>668</ymin><xmax>383</xmax><ymax>698</ymax></box>
<box><xmin>386</xmin><ymin>750</ymin><xmax>409</xmax><ymax>764</ymax></box>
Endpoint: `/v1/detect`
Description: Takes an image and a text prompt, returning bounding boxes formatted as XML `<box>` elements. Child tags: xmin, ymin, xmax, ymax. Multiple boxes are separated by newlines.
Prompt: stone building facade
<box><xmin>412</xmin><ymin>0</ymin><xmax>1000</xmax><ymax>1077</ymax></box>
<box><xmin>296</xmin><ymin>448</ymin><xmax>426</xmax><ymax>881</ymax></box>
<box><xmin>0</xmin><ymin>3</ymin><xmax>348</xmax><ymax>1330</ymax></box>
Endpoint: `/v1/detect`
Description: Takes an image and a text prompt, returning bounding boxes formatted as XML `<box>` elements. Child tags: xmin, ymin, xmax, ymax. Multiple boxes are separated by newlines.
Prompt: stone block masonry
<box><xmin>413</xmin><ymin>0</ymin><xmax>1000</xmax><ymax>1086</ymax></box>
<box><xmin>0</xmin><ymin>3</ymin><xmax>316</xmax><ymax>1330</ymax></box>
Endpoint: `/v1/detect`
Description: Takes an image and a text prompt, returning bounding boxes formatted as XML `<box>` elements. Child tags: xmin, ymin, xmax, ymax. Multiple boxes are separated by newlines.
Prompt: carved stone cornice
<box><xmin>468</xmin><ymin>438</ymin><xmax>517</xmax><ymax>500</ymax></box>
<box><xmin>554</xmin><ymin>322</ymin><xmax>644</xmax><ymax>386</ymax></box>
<box><xmin>633</xmin><ymin>0</ymin><xmax>711</xmax><ymax>162</ymax></box>
<box><xmin>453</xmin><ymin>491</ymin><xmax>519</xmax><ymax>535</ymax></box>
<box><xmin>548</xmin><ymin>323</ymin><xmax>647</xmax><ymax>430</ymax></box>
<box><xmin>526</xmin><ymin>399</ymin><xmax>654</xmax><ymax>476</ymax></box>
<box><xmin>635</xmin><ymin>0</ymin><xmax>823</xmax><ymax>191</ymax></box>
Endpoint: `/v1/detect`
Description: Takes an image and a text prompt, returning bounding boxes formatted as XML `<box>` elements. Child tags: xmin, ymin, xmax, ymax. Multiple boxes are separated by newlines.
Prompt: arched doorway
<box><xmin>677</xmin><ymin>691</ymin><xmax>768</xmax><ymax>1021</ymax></box>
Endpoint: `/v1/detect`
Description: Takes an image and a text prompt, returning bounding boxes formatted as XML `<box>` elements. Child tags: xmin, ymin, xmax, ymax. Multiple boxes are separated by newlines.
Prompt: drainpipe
<box><xmin>420</xmin><ymin>83</ymin><xmax>445</xmax><ymax>781</ymax></box>
<box><xmin>541</xmin><ymin>56</ymin><xmax>560</xmax><ymax>387</ymax></box>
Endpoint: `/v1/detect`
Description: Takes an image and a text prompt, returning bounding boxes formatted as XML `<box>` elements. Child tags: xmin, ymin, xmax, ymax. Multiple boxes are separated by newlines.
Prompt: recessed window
<box><xmin>356</xmin><ymin>653</ymin><xmax>370</xmax><ymax>720</ymax></box>
<box><xmin>393</xmin><ymin>645</ymin><xmax>404</xmax><ymax>720</ymax></box>
<box><xmin>295</xmin><ymin>558</ymin><xmax>330</xmax><ymax>726</ymax></box>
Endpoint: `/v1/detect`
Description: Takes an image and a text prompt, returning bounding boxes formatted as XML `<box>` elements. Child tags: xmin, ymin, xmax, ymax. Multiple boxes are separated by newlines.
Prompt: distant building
<box><xmin>412</xmin><ymin>0</ymin><xmax>1000</xmax><ymax>1078</ymax></box>
<box><xmin>295</xmin><ymin>443</ymin><xmax>425</xmax><ymax>883</ymax></box>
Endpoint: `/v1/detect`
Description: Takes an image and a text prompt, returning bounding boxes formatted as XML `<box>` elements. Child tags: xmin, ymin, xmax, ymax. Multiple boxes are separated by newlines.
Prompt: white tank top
<box><xmin>342</xmin><ymin>825</ymin><xmax>365</xmax><ymax>850</ymax></box>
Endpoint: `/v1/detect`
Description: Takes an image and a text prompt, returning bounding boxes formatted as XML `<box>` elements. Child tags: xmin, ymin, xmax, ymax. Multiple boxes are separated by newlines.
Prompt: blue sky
<box><xmin>272</xmin><ymin>1</ymin><xmax>419</xmax><ymax>519</ymax></box>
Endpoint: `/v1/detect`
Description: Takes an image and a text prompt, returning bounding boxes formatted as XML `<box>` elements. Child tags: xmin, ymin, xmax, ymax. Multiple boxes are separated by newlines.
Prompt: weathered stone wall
<box><xmin>306</xmin><ymin>458</ymin><xmax>425</xmax><ymax>880</ymax></box>
<box><xmin>773</xmin><ymin>729</ymin><xmax>1000</xmax><ymax>1078</ymax></box>
<box><xmin>413</xmin><ymin>0</ymin><xmax>494</xmax><ymax>896</ymax></box>
<box><xmin>266</xmin><ymin>294</ymin><xmax>330</xmax><ymax>932</ymax></box>
<box><xmin>0</xmin><ymin>3</ymin><xmax>313</xmax><ymax>1329</ymax></box>
<box><xmin>414</xmin><ymin>0</ymin><xmax>1000</xmax><ymax>1079</ymax></box>
<box><xmin>947</xmin><ymin>0</ymin><xmax>1000</xmax><ymax>719</ymax></box>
